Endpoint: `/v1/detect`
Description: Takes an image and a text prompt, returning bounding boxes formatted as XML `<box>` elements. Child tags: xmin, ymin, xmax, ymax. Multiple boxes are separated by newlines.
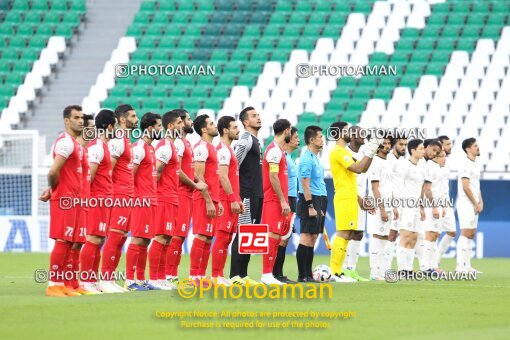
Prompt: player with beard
<box><xmin>189</xmin><ymin>114</ymin><xmax>223</xmax><ymax>287</ymax></box>
<box><xmin>101</xmin><ymin>104</ymin><xmax>138</xmax><ymax>293</ymax></box>
<box><xmin>165</xmin><ymin>109</ymin><xmax>207</xmax><ymax>284</ymax></box>
<box><xmin>124</xmin><ymin>112</ymin><xmax>162</xmax><ymax>291</ymax></box>
<box><xmin>436</xmin><ymin>136</ymin><xmax>457</xmax><ymax>265</ymax></box>
<box><xmin>229</xmin><ymin>107</ymin><xmax>264</xmax><ymax>285</ymax></box>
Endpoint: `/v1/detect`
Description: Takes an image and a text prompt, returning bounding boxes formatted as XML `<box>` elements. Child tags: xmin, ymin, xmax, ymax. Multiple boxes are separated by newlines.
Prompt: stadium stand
<box><xmin>94</xmin><ymin>0</ymin><xmax>509</xmax><ymax>175</ymax></box>
<box><xmin>0</xmin><ymin>0</ymin><xmax>86</xmax><ymax>129</ymax></box>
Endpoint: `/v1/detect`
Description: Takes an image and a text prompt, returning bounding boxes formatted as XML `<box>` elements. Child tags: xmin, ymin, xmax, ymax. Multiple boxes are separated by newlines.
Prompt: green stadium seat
<box><xmin>133</xmin><ymin>12</ymin><xmax>151</xmax><ymax>24</ymax></box>
<box><xmin>0</xmin><ymin>60</ymin><xmax>12</xmax><ymax>72</ymax></box>
<box><xmin>467</xmin><ymin>14</ymin><xmax>487</xmax><ymax>26</ymax></box>
<box><xmin>397</xmin><ymin>37</ymin><xmax>415</xmax><ymax>51</ymax></box>
<box><xmin>257</xmin><ymin>37</ymin><xmax>275</xmax><ymax>49</ymax></box>
<box><xmin>427</xmin><ymin>14</ymin><xmax>446</xmax><ymax>25</ymax></box>
<box><xmin>195</xmin><ymin>0</ymin><xmax>214</xmax><ymax>11</ymax></box>
<box><xmin>269</xmin><ymin>50</ymin><xmax>289</xmax><ymax>62</ymax></box>
<box><xmin>269</xmin><ymin>13</ymin><xmax>287</xmax><ymax>25</ymax></box>
<box><xmin>69</xmin><ymin>0</ymin><xmax>87</xmax><ymax>15</ymax></box>
<box><xmin>12</xmin><ymin>0</ymin><xmax>30</xmax><ymax>10</ymax></box>
<box><xmin>5</xmin><ymin>72</ymin><xmax>25</xmax><ymax>86</ymax></box>
<box><xmin>315</xmin><ymin>0</ymin><xmax>333</xmax><ymax>13</ymax></box>
<box><xmin>44</xmin><ymin>11</ymin><xmax>63</xmax><ymax>24</ymax></box>
<box><xmin>436</xmin><ymin>38</ymin><xmax>455</xmax><ymax>51</ymax></box>
<box><xmin>210</xmin><ymin>50</ymin><xmax>228</xmax><ymax>62</ymax></box>
<box><xmin>248</xmin><ymin>12</ymin><xmax>270</xmax><ymax>24</ymax></box>
<box><xmin>236</xmin><ymin>75</ymin><xmax>256</xmax><ymax>87</ymax></box>
<box><xmin>1</xmin><ymin>49</ymin><xmax>20</xmax><ymax>60</ymax></box>
<box><xmin>462</xmin><ymin>26</ymin><xmax>480</xmax><ymax>38</ymax></box>
<box><xmin>230</xmin><ymin>50</ymin><xmax>249</xmax><ymax>62</ymax></box>
<box><xmin>303</xmin><ymin>24</ymin><xmax>322</xmax><ymax>37</ymax></box>
<box><xmin>308</xmin><ymin>13</ymin><xmax>328</xmax><ymax>25</ymax></box>
<box><xmin>373</xmin><ymin>87</ymin><xmax>392</xmax><ymax>101</ymax></box>
<box><xmin>158</xmin><ymin>0</ymin><xmax>176</xmax><ymax>11</ymax></box>
<box><xmin>24</xmin><ymin>11</ymin><xmax>43</xmax><ymax>24</ymax></box>
<box><xmin>456</xmin><ymin>38</ymin><xmax>476</xmax><ymax>52</ymax></box>
<box><xmin>139</xmin><ymin>37</ymin><xmax>158</xmax><ymax>48</ymax></box>
<box><xmin>127</xmin><ymin>24</ymin><xmax>145</xmax><ymax>37</ymax></box>
<box><xmin>481</xmin><ymin>26</ymin><xmax>501</xmax><ymax>39</ymax></box>
<box><xmin>401</xmin><ymin>29</ymin><xmax>420</xmax><ymax>39</ymax></box>
<box><xmin>152</xmin><ymin>12</ymin><xmax>170</xmax><ymax>24</ymax></box>
<box><xmin>442</xmin><ymin>25</ymin><xmax>463</xmax><ymax>38</ymax></box>
<box><xmin>289</xmin><ymin>13</ymin><xmax>307</xmax><ymax>25</ymax></box>
<box><xmin>177</xmin><ymin>1</ymin><xmax>195</xmax><ymax>11</ymax></box>
<box><xmin>244</xmin><ymin>62</ymin><xmax>262</xmax><ymax>74</ymax></box>
<box><xmin>446</xmin><ymin>15</ymin><xmax>465</xmax><ymax>25</ymax></box>
<box><xmin>421</xmin><ymin>26</ymin><xmax>442</xmax><ymax>38</ymax></box>
<box><xmin>451</xmin><ymin>2</ymin><xmax>470</xmax><ymax>14</ymax></box>
<box><xmin>416</xmin><ymin>37</ymin><xmax>435</xmax><ymax>50</ymax></box>
<box><xmin>432</xmin><ymin>3</ymin><xmax>450</xmax><ymax>14</ymax></box>
<box><xmin>487</xmin><ymin>14</ymin><xmax>507</xmax><ymax>26</ymax></box>
<box><xmin>277</xmin><ymin>39</ymin><xmax>295</xmax><ymax>49</ymax></box>
<box><xmin>322</xmin><ymin>24</ymin><xmax>343</xmax><ymax>38</ymax></box>
<box><xmin>56</xmin><ymin>24</ymin><xmax>74</xmax><ymax>40</ymax></box>
<box><xmin>275</xmin><ymin>1</ymin><xmax>292</xmax><ymax>12</ymax></box>
<box><xmin>36</xmin><ymin>24</ymin><xmax>54</xmax><ymax>36</ymax></box>
<box><xmin>405</xmin><ymin>63</ymin><xmax>425</xmax><ymax>76</ymax></box>
<box><xmin>243</xmin><ymin>25</ymin><xmax>261</xmax><ymax>37</ymax></box>
<box><xmin>398</xmin><ymin>76</ymin><xmax>418</xmax><ymax>88</ymax></box>
<box><xmin>431</xmin><ymin>51</ymin><xmax>450</xmax><ymax>63</ymax></box>
<box><xmin>472</xmin><ymin>2</ymin><xmax>490</xmax><ymax>14</ymax></box>
<box><xmin>353</xmin><ymin>1</ymin><xmax>373</xmax><ymax>14</ymax></box>
<box><xmin>411</xmin><ymin>52</ymin><xmax>430</xmax><ymax>63</ymax></box>
<box><xmin>297</xmin><ymin>36</ymin><xmax>316</xmax><ymax>50</ymax></box>
<box><xmin>13</xmin><ymin>60</ymin><xmax>32</xmax><ymax>73</ymax></box>
<box><xmin>9</xmin><ymin>37</ymin><xmax>26</xmax><ymax>49</ymax></box>
<box><xmin>370</xmin><ymin>52</ymin><xmax>388</xmax><ymax>64</ymax></box>
<box><xmin>264</xmin><ymin>25</ymin><xmax>282</xmax><ymax>38</ymax></box>
<box><xmin>426</xmin><ymin>62</ymin><xmax>445</xmax><ymax>77</ymax></box>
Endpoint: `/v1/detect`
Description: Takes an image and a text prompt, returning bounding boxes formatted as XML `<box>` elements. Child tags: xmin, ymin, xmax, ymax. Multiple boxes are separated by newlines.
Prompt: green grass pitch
<box><xmin>1</xmin><ymin>253</ymin><xmax>509</xmax><ymax>339</ymax></box>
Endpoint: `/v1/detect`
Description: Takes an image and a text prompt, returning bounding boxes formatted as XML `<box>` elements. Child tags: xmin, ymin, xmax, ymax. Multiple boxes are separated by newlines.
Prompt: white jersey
<box><xmin>368</xmin><ymin>155</ymin><xmax>392</xmax><ymax>200</ymax></box>
<box><xmin>441</xmin><ymin>157</ymin><xmax>451</xmax><ymax>199</ymax></box>
<box><xmin>387</xmin><ymin>152</ymin><xmax>406</xmax><ymax>199</ymax></box>
<box><xmin>457</xmin><ymin>155</ymin><xmax>481</xmax><ymax>205</ymax></box>
<box><xmin>401</xmin><ymin>159</ymin><xmax>425</xmax><ymax>199</ymax></box>
<box><xmin>347</xmin><ymin>144</ymin><xmax>368</xmax><ymax>197</ymax></box>
<box><xmin>425</xmin><ymin>159</ymin><xmax>443</xmax><ymax>199</ymax></box>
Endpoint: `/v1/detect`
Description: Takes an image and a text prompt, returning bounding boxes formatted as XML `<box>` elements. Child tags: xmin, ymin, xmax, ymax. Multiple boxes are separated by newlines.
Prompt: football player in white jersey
<box><xmin>456</xmin><ymin>138</ymin><xmax>483</xmax><ymax>273</ymax></box>
<box><xmin>396</xmin><ymin>139</ymin><xmax>426</xmax><ymax>277</ymax></box>
<box><xmin>436</xmin><ymin>136</ymin><xmax>457</xmax><ymax>265</ymax></box>
<box><xmin>367</xmin><ymin>137</ymin><xmax>396</xmax><ymax>280</ymax></box>
<box><xmin>343</xmin><ymin>126</ymin><xmax>371</xmax><ymax>282</ymax></box>
<box><xmin>386</xmin><ymin>134</ymin><xmax>408</xmax><ymax>269</ymax></box>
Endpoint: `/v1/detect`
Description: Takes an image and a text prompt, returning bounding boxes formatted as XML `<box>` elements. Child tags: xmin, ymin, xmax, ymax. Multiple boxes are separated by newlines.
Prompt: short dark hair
<box><xmin>63</xmin><ymin>105</ymin><xmax>82</xmax><ymax>119</ymax></box>
<box><xmin>193</xmin><ymin>114</ymin><xmax>209</xmax><ymax>135</ymax></box>
<box><xmin>329</xmin><ymin>121</ymin><xmax>348</xmax><ymax>140</ymax></box>
<box><xmin>304</xmin><ymin>125</ymin><xmax>322</xmax><ymax>145</ymax></box>
<box><xmin>407</xmin><ymin>139</ymin><xmax>423</xmax><ymax>155</ymax></box>
<box><xmin>217</xmin><ymin>115</ymin><xmax>236</xmax><ymax>136</ymax></box>
<box><xmin>273</xmin><ymin>118</ymin><xmax>291</xmax><ymax>135</ymax></box>
<box><xmin>462</xmin><ymin>137</ymin><xmax>476</xmax><ymax>153</ymax></box>
<box><xmin>290</xmin><ymin>126</ymin><xmax>297</xmax><ymax>136</ymax></box>
<box><xmin>114</xmin><ymin>104</ymin><xmax>134</xmax><ymax>119</ymax></box>
<box><xmin>83</xmin><ymin>114</ymin><xmax>94</xmax><ymax>127</ymax></box>
<box><xmin>95</xmin><ymin>109</ymin><xmax>116</xmax><ymax>130</ymax></box>
<box><xmin>424</xmin><ymin>138</ymin><xmax>442</xmax><ymax>149</ymax></box>
<box><xmin>162</xmin><ymin>110</ymin><xmax>180</xmax><ymax>129</ymax></box>
<box><xmin>140</xmin><ymin>112</ymin><xmax>161</xmax><ymax>132</ymax></box>
<box><xmin>173</xmin><ymin>108</ymin><xmax>189</xmax><ymax>120</ymax></box>
<box><xmin>437</xmin><ymin>135</ymin><xmax>450</xmax><ymax>144</ymax></box>
<box><xmin>239</xmin><ymin>106</ymin><xmax>255</xmax><ymax>127</ymax></box>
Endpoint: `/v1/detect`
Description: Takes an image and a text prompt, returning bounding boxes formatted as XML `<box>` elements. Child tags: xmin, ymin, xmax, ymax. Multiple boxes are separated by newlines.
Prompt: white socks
<box><xmin>396</xmin><ymin>246</ymin><xmax>415</xmax><ymax>271</ymax></box>
<box><xmin>343</xmin><ymin>240</ymin><xmax>361</xmax><ymax>271</ymax></box>
<box><xmin>456</xmin><ymin>236</ymin><xmax>472</xmax><ymax>269</ymax></box>
<box><xmin>437</xmin><ymin>234</ymin><xmax>454</xmax><ymax>265</ymax></box>
<box><xmin>369</xmin><ymin>237</ymin><xmax>387</xmax><ymax>278</ymax></box>
<box><xmin>384</xmin><ymin>241</ymin><xmax>395</xmax><ymax>271</ymax></box>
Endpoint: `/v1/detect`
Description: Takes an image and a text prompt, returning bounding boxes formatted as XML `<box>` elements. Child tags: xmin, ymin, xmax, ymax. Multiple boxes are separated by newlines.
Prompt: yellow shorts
<box><xmin>333</xmin><ymin>197</ymin><xmax>358</xmax><ymax>231</ymax></box>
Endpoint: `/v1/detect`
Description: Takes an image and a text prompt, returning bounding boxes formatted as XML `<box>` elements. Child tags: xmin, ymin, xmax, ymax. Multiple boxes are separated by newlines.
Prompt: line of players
<box><xmin>328</xmin><ymin>125</ymin><xmax>483</xmax><ymax>282</ymax></box>
<box><xmin>43</xmin><ymin>105</ymin><xmax>314</xmax><ymax>296</ymax></box>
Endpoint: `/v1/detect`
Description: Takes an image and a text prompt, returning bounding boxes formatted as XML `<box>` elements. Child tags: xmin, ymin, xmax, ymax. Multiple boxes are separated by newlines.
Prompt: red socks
<box><xmin>166</xmin><ymin>237</ymin><xmax>183</xmax><ymax>277</ymax></box>
<box><xmin>198</xmin><ymin>242</ymin><xmax>211</xmax><ymax>276</ymax></box>
<box><xmin>262</xmin><ymin>236</ymin><xmax>281</xmax><ymax>275</ymax></box>
<box><xmin>158</xmin><ymin>244</ymin><xmax>169</xmax><ymax>280</ymax></box>
<box><xmin>101</xmin><ymin>231</ymin><xmax>125</xmax><ymax>280</ymax></box>
<box><xmin>113</xmin><ymin>236</ymin><xmax>128</xmax><ymax>271</ymax></box>
<box><xmin>148</xmin><ymin>240</ymin><xmax>165</xmax><ymax>281</ymax></box>
<box><xmin>49</xmin><ymin>241</ymin><xmax>71</xmax><ymax>284</ymax></box>
<box><xmin>189</xmin><ymin>237</ymin><xmax>206</xmax><ymax>277</ymax></box>
<box><xmin>136</xmin><ymin>245</ymin><xmax>148</xmax><ymax>281</ymax></box>
<box><xmin>126</xmin><ymin>243</ymin><xmax>140</xmax><ymax>281</ymax></box>
<box><xmin>212</xmin><ymin>231</ymin><xmax>232</xmax><ymax>277</ymax></box>
<box><xmin>80</xmin><ymin>241</ymin><xmax>100</xmax><ymax>282</ymax></box>
<box><xmin>64</xmin><ymin>247</ymin><xmax>81</xmax><ymax>288</ymax></box>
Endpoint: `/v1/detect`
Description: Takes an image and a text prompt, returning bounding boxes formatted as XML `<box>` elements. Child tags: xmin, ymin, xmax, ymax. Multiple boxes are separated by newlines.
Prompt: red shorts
<box><xmin>155</xmin><ymin>201</ymin><xmax>177</xmax><ymax>236</ymax></box>
<box><xmin>49</xmin><ymin>199</ymin><xmax>78</xmax><ymax>241</ymax></box>
<box><xmin>173</xmin><ymin>194</ymin><xmax>193</xmax><ymax>238</ymax></box>
<box><xmin>192</xmin><ymin>199</ymin><xmax>217</xmax><ymax>237</ymax></box>
<box><xmin>216</xmin><ymin>200</ymin><xmax>239</xmax><ymax>234</ymax></box>
<box><xmin>109</xmin><ymin>196</ymin><xmax>132</xmax><ymax>232</ymax></box>
<box><xmin>73</xmin><ymin>208</ymin><xmax>87</xmax><ymax>243</ymax></box>
<box><xmin>261</xmin><ymin>200</ymin><xmax>287</xmax><ymax>235</ymax></box>
<box><xmin>87</xmin><ymin>205</ymin><xmax>111</xmax><ymax>237</ymax></box>
<box><xmin>131</xmin><ymin>205</ymin><xmax>156</xmax><ymax>239</ymax></box>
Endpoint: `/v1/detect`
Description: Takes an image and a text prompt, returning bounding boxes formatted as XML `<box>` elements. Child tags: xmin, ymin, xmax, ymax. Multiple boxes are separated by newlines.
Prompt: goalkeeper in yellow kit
<box><xmin>328</xmin><ymin>122</ymin><xmax>380</xmax><ymax>282</ymax></box>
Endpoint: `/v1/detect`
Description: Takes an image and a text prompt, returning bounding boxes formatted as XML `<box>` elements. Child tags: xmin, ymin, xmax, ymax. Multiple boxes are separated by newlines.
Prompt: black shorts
<box><xmin>288</xmin><ymin>196</ymin><xmax>297</xmax><ymax>234</ymax></box>
<box><xmin>298</xmin><ymin>194</ymin><xmax>328</xmax><ymax>235</ymax></box>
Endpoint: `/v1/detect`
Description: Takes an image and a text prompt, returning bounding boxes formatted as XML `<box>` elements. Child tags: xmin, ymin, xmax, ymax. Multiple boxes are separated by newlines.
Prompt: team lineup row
<box><xmin>41</xmin><ymin>104</ymin><xmax>483</xmax><ymax>296</ymax></box>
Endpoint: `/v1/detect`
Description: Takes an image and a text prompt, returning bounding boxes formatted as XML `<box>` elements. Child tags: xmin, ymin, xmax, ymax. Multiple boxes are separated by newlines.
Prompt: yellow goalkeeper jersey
<box><xmin>329</xmin><ymin>145</ymin><xmax>358</xmax><ymax>200</ymax></box>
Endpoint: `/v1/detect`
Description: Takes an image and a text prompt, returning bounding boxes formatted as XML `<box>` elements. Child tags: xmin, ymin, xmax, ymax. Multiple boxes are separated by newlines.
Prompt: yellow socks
<box><xmin>330</xmin><ymin>237</ymin><xmax>349</xmax><ymax>275</ymax></box>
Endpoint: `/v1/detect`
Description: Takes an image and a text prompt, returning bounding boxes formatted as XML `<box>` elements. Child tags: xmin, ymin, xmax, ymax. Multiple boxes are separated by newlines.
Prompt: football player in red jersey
<box><xmin>190</xmin><ymin>114</ymin><xmax>223</xmax><ymax>287</ymax></box>
<box><xmin>260</xmin><ymin>119</ymin><xmax>292</xmax><ymax>285</ymax></box>
<box><xmin>166</xmin><ymin>109</ymin><xmax>207</xmax><ymax>283</ymax></box>
<box><xmin>42</xmin><ymin>105</ymin><xmax>84</xmax><ymax>297</ymax></box>
<box><xmin>211</xmin><ymin>116</ymin><xmax>244</xmax><ymax>286</ymax></box>
<box><xmin>101</xmin><ymin>104</ymin><xmax>138</xmax><ymax>293</ymax></box>
<box><xmin>147</xmin><ymin>110</ymin><xmax>183</xmax><ymax>290</ymax></box>
<box><xmin>80</xmin><ymin>109</ymin><xmax>116</xmax><ymax>294</ymax></box>
<box><xmin>124</xmin><ymin>112</ymin><xmax>162</xmax><ymax>291</ymax></box>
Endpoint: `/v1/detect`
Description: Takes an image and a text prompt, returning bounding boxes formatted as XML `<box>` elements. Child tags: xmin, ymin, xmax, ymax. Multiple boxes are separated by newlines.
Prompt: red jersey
<box><xmin>193</xmin><ymin>139</ymin><xmax>220</xmax><ymax>202</ymax></box>
<box><xmin>87</xmin><ymin>139</ymin><xmax>113</xmax><ymax>198</ymax></box>
<box><xmin>216</xmin><ymin>141</ymin><xmax>240</xmax><ymax>202</ymax></box>
<box><xmin>155</xmin><ymin>138</ymin><xmax>179</xmax><ymax>205</ymax></box>
<box><xmin>262</xmin><ymin>141</ymin><xmax>288</xmax><ymax>203</ymax></box>
<box><xmin>108</xmin><ymin>137</ymin><xmax>134</xmax><ymax>197</ymax></box>
<box><xmin>81</xmin><ymin>145</ymin><xmax>91</xmax><ymax>203</ymax></box>
<box><xmin>50</xmin><ymin>132</ymin><xmax>82</xmax><ymax>199</ymax></box>
<box><xmin>132</xmin><ymin>139</ymin><xmax>157</xmax><ymax>205</ymax></box>
<box><xmin>174</xmin><ymin>137</ymin><xmax>194</xmax><ymax>198</ymax></box>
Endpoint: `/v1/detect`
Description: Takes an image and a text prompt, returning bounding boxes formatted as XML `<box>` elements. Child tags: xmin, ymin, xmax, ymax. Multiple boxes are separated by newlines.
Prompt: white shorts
<box><xmin>356</xmin><ymin>206</ymin><xmax>366</xmax><ymax>231</ymax></box>
<box><xmin>367</xmin><ymin>209</ymin><xmax>391</xmax><ymax>236</ymax></box>
<box><xmin>456</xmin><ymin>202</ymin><xmax>479</xmax><ymax>229</ymax></box>
<box><xmin>424</xmin><ymin>207</ymin><xmax>442</xmax><ymax>233</ymax></box>
<box><xmin>390</xmin><ymin>207</ymin><xmax>401</xmax><ymax>231</ymax></box>
<box><xmin>441</xmin><ymin>207</ymin><xmax>456</xmax><ymax>232</ymax></box>
<box><xmin>399</xmin><ymin>207</ymin><xmax>425</xmax><ymax>233</ymax></box>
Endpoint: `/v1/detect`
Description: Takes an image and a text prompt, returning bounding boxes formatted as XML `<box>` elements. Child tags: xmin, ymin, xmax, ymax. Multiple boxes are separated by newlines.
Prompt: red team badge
<box><xmin>238</xmin><ymin>224</ymin><xmax>269</xmax><ymax>254</ymax></box>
